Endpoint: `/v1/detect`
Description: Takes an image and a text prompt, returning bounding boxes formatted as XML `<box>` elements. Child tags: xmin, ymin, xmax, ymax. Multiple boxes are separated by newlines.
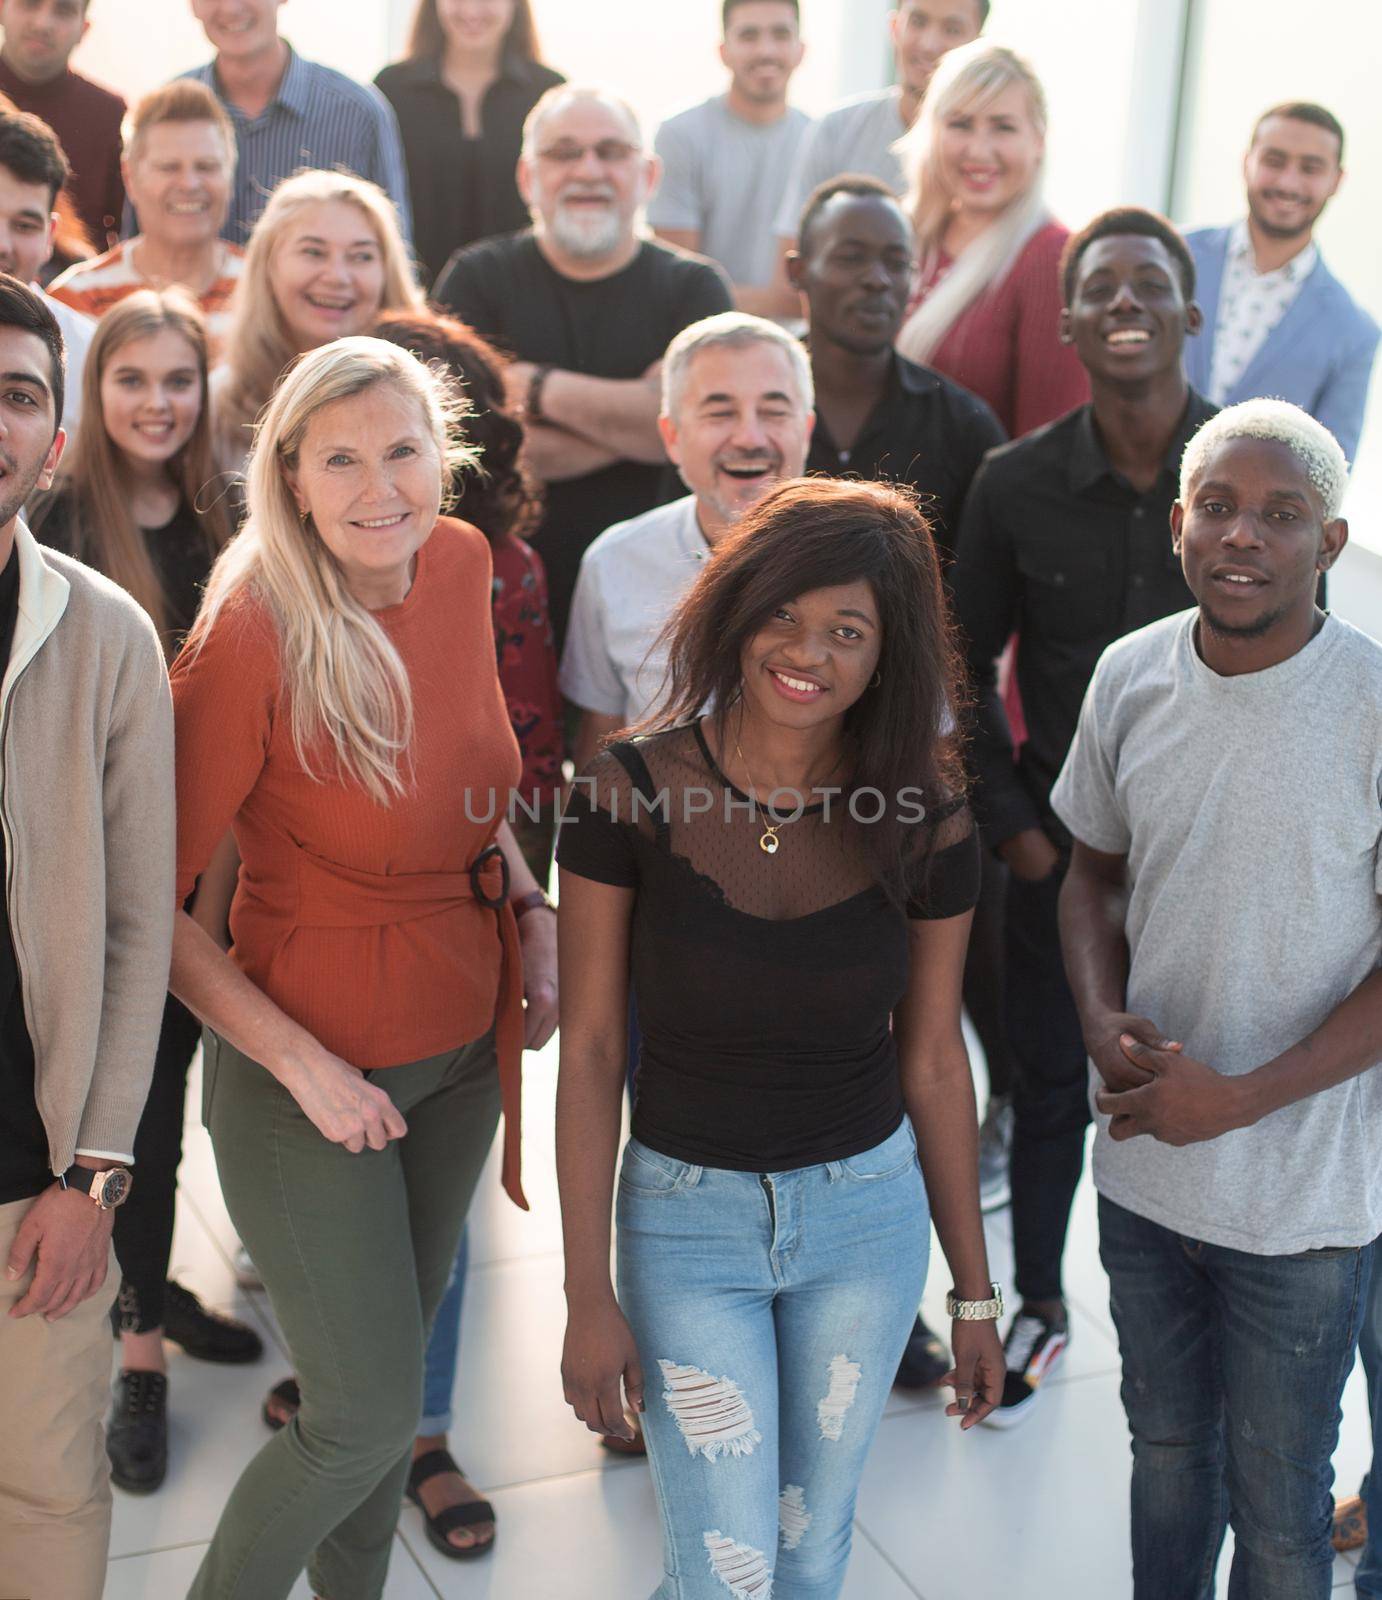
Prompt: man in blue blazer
<box><xmin>1185</xmin><ymin>101</ymin><xmax>1378</xmax><ymax>464</ymax></box>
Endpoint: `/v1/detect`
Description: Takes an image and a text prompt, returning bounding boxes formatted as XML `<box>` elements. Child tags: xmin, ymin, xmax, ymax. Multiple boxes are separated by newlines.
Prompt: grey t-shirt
<box><xmin>773</xmin><ymin>87</ymin><xmax>907</xmax><ymax>242</ymax></box>
<box><xmin>649</xmin><ymin>96</ymin><xmax>812</xmax><ymax>288</ymax></box>
<box><xmin>1051</xmin><ymin>609</ymin><xmax>1382</xmax><ymax>1256</ymax></box>
<box><xmin>559</xmin><ymin>496</ymin><xmax>708</xmax><ymax>725</ymax></box>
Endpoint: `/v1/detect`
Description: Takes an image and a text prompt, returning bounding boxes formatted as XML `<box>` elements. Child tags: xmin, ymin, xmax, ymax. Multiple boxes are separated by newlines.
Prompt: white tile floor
<box><xmin>108</xmin><ymin>1034</ymin><xmax>1372</xmax><ymax>1599</ymax></box>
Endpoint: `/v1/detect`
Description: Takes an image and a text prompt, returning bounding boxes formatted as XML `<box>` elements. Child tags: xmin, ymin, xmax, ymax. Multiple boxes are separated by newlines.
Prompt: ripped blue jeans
<box><xmin>616</xmin><ymin>1119</ymin><xmax>929</xmax><ymax>1600</ymax></box>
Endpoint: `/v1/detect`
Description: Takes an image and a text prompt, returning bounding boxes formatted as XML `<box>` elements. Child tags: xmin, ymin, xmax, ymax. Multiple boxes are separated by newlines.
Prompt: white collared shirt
<box><xmin>1208</xmin><ymin>219</ymin><xmax>1318</xmax><ymax>404</ymax></box>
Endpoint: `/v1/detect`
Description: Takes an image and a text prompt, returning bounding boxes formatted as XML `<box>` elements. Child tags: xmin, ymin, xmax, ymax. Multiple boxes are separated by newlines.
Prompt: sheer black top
<box><xmin>556</xmin><ymin>723</ymin><xmax>980</xmax><ymax>1171</ymax></box>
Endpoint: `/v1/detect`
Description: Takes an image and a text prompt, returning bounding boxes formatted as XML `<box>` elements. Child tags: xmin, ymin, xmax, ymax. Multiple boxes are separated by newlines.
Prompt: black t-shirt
<box><xmin>432</xmin><ymin>231</ymin><xmax>733</xmax><ymax>645</ymax></box>
<box><xmin>557</xmin><ymin>724</ymin><xmax>980</xmax><ymax>1170</ymax></box>
<box><xmin>807</xmin><ymin>351</ymin><xmax>1007</xmax><ymax>572</ymax></box>
<box><xmin>32</xmin><ymin>486</ymin><xmax>214</xmax><ymax>647</ymax></box>
<box><xmin>0</xmin><ymin>541</ymin><xmax>46</xmax><ymax>1204</ymax></box>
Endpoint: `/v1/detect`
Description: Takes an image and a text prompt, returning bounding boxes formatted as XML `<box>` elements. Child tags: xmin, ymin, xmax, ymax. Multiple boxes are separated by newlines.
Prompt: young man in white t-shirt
<box><xmin>1053</xmin><ymin>399</ymin><xmax>1382</xmax><ymax>1600</ymax></box>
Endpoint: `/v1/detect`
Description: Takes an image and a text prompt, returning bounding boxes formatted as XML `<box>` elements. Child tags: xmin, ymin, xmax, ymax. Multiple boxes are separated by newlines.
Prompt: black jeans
<box><xmin>1005</xmin><ymin>863</ymin><xmax>1090</xmax><ymax>1304</ymax></box>
<box><xmin>963</xmin><ymin>847</ymin><xmax>1014</xmax><ymax>1100</ymax></box>
<box><xmin>111</xmin><ymin>994</ymin><xmax>204</xmax><ymax>1335</ymax></box>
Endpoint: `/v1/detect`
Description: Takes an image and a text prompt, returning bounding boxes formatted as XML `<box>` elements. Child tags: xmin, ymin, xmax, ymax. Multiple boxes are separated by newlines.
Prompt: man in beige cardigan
<box><xmin>0</xmin><ymin>276</ymin><xmax>174</xmax><ymax>1600</ymax></box>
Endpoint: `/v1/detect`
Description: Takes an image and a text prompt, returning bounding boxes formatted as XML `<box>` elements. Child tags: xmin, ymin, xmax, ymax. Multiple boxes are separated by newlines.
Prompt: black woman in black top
<box><xmin>556</xmin><ymin>478</ymin><xmax>1004</xmax><ymax>1599</ymax></box>
<box><xmin>375</xmin><ymin>0</ymin><xmax>564</xmax><ymax>286</ymax></box>
<box><xmin>29</xmin><ymin>288</ymin><xmax>250</xmax><ymax>1496</ymax></box>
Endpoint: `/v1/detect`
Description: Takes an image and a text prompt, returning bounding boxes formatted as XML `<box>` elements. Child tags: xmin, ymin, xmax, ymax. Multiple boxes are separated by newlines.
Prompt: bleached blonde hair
<box><xmin>895</xmin><ymin>42</ymin><xmax>1049</xmax><ymax>366</ymax></box>
<box><xmin>1180</xmin><ymin>399</ymin><xmax>1349</xmax><ymax>519</ymax></box>
<box><xmin>192</xmin><ymin>337</ymin><xmax>477</xmax><ymax>803</ymax></box>
<box><xmin>216</xmin><ymin>169</ymin><xmax>424</xmax><ymax>465</ymax></box>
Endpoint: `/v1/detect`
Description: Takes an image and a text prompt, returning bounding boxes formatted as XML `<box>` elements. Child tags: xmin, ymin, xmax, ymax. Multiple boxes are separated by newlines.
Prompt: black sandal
<box><xmin>261</xmin><ymin>1376</ymin><xmax>300</xmax><ymax>1432</ymax></box>
<box><xmin>405</xmin><ymin>1448</ymin><xmax>497</xmax><ymax>1560</ymax></box>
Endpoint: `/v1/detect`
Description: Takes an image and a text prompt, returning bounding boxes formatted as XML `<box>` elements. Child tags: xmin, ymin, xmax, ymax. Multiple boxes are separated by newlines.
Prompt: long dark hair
<box><xmin>406</xmin><ymin>0</ymin><xmax>544</xmax><ymax>63</ymax></box>
<box><xmin>649</xmin><ymin>477</ymin><xmax>968</xmax><ymax>896</ymax></box>
<box><xmin>372</xmin><ymin>308</ymin><xmax>543</xmax><ymax>543</ymax></box>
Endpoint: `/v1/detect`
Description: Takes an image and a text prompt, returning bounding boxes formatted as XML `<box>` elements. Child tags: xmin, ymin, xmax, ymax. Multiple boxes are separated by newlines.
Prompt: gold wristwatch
<box><xmin>945</xmin><ymin>1282</ymin><xmax>1004</xmax><ymax>1321</ymax></box>
<box><xmin>59</xmin><ymin>1163</ymin><xmax>133</xmax><ymax>1210</ymax></box>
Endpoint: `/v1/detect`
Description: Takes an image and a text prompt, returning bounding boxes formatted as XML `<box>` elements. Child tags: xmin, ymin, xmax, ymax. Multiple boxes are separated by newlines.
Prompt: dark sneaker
<box><xmin>978</xmin><ymin>1095</ymin><xmax>1013</xmax><ymax>1213</ymax></box>
<box><xmin>107</xmin><ymin>1370</ymin><xmax>168</xmax><ymax>1493</ymax></box>
<box><xmin>893</xmin><ymin>1313</ymin><xmax>951</xmax><ymax>1389</ymax></box>
<box><xmin>163</xmin><ymin>1280</ymin><xmax>264</xmax><ymax>1364</ymax></box>
<box><xmin>981</xmin><ymin>1309</ymin><xmax>1069</xmax><ymax>1428</ymax></box>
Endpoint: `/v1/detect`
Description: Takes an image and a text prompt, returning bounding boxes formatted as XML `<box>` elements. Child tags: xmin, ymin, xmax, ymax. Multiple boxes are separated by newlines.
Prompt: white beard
<box><xmin>547</xmin><ymin>201</ymin><xmax>626</xmax><ymax>261</ymax></box>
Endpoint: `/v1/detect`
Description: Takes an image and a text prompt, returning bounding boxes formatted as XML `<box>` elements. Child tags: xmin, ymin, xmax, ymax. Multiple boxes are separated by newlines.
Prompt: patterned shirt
<box><xmin>49</xmin><ymin>241</ymin><xmax>246</xmax><ymax>359</ymax></box>
<box><xmin>1208</xmin><ymin>220</ymin><xmax>1318</xmax><ymax>404</ymax></box>
<box><xmin>179</xmin><ymin>45</ymin><xmax>411</xmax><ymax>246</ymax></box>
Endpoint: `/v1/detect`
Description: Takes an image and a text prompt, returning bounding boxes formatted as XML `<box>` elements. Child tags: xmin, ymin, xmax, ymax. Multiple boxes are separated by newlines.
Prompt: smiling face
<box><xmin>0</xmin><ymin>325</ymin><xmax>63</xmax><ymax>531</ymax></box>
<box><xmin>937</xmin><ymin>78</ymin><xmax>1043</xmax><ymax>217</ymax></box>
<box><xmin>268</xmin><ymin>201</ymin><xmax>387</xmax><ymax>353</ymax></box>
<box><xmin>1062</xmin><ymin>233</ymin><xmax>1199</xmax><ymax>387</ymax></box>
<box><xmin>436</xmin><ymin>0</ymin><xmax>514</xmax><ymax>56</ymax></box>
<box><xmin>891</xmin><ymin>0</ymin><xmax>983</xmax><ymax>96</ymax></box>
<box><xmin>0</xmin><ymin>0</ymin><xmax>87</xmax><ymax>86</ymax></box>
<box><xmin>125</xmin><ymin>121</ymin><xmax>232</xmax><ymax>252</ymax></box>
<box><xmin>739</xmin><ymin>579</ymin><xmax>882</xmax><ymax>729</ymax></box>
<box><xmin>518</xmin><ymin>97</ymin><xmax>653</xmax><ymax>263</ymax></box>
<box><xmin>1244</xmin><ymin>114</ymin><xmax>1343</xmax><ymax>244</ymax></box>
<box><xmin>99</xmin><ymin>327</ymin><xmax>202</xmax><ymax>472</ymax></box>
<box><xmin>0</xmin><ymin>165</ymin><xmax>53</xmax><ymax>284</ymax></box>
<box><xmin>189</xmin><ymin>0</ymin><xmax>284</xmax><ymax>60</ymax></box>
<box><xmin>661</xmin><ymin>338</ymin><xmax>812</xmax><ymax>534</ymax></box>
<box><xmin>287</xmin><ymin>380</ymin><xmax>443</xmax><ymax>607</ymax></box>
<box><xmin>793</xmin><ymin>191</ymin><xmax>914</xmax><ymax>356</ymax></box>
<box><xmin>720</xmin><ymin>1</ymin><xmax>803</xmax><ymax>107</ymax></box>
<box><xmin>1173</xmin><ymin>436</ymin><xmax>1346</xmax><ymax>644</ymax></box>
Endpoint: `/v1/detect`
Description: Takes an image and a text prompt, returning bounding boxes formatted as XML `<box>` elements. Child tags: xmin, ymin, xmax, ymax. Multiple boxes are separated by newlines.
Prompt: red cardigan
<box><xmin>916</xmin><ymin>219</ymin><xmax>1089</xmax><ymax>440</ymax></box>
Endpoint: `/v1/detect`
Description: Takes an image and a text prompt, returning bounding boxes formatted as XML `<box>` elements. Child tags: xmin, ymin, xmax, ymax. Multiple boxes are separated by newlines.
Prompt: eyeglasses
<box><xmin>535</xmin><ymin>140</ymin><xmax>641</xmax><ymax>167</ymax></box>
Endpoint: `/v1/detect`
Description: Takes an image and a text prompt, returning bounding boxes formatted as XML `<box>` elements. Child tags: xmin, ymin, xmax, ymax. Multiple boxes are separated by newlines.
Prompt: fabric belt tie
<box><xmin>293</xmin><ymin>843</ymin><xmax>528</xmax><ymax>1210</ymax></box>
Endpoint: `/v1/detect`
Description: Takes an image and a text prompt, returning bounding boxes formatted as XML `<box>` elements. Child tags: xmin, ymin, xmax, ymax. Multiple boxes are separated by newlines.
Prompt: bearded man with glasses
<box><xmin>433</xmin><ymin>85</ymin><xmax>732</xmax><ymax>650</ymax></box>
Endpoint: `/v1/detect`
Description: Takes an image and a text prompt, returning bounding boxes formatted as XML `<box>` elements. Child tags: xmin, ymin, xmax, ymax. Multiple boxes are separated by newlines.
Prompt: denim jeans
<box><xmin>616</xmin><ymin>1118</ymin><xmax>929</xmax><ymax>1600</ymax></box>
<box><xmin>1099</xmin><ymin>1195</ymin><xmax>1372</xmax><ymax>1600</ymax></box>
<box><xmin>1006</xmin><ymin>864</ymin><xmax>1090</xmax><ymax>1303</ymax></box>
<box><xmin>419</xmin><ymin>1224</ymin><xmax>469</xmax><ymax>1437</ymax></box>
<box><xmin>1357</xmin><ymin>1240</ymin><xmax>1382</xmax><ymax>1596</ymax></box>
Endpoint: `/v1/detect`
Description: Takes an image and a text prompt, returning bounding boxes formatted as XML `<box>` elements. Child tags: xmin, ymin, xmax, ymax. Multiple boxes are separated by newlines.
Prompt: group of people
<box><xmin>0</xmin><ymin>2</ymin><xmax>1376</xmax><ymax>1599</ymax></box>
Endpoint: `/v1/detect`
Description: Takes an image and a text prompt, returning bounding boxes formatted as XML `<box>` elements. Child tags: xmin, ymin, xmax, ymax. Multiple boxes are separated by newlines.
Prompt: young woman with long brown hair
<box><xmin>30</xmin><ymin>287</ymin><xmax>253</xmax><ymax>1497</ymax></box>
<box><xmin>557</xmin><ymin>477</ymin><xmax>1003</xmax><ymax>1599</ymax></box>
<box><xmin>375</xmin><ymin>0</ymin><xmax>564</xmax><ymax>285</ymax></box>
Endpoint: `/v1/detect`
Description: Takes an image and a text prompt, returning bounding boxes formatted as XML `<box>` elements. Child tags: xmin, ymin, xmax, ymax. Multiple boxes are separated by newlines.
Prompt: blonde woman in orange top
<box><xmin>170</xmin><ymin>336</ymin><xmax>556</xmax><ymax>1600</ymax></box>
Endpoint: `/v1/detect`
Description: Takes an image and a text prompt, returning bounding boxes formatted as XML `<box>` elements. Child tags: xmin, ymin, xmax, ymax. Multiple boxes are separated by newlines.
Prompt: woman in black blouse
<box><xmin>557</xmin><ymin>479</ymin><xmax>1004</xmax><ymax>1599</ymax></box>
<box><xmin>375</xmin><ymin>0</ymin><xmax>565</xmax><ymax>288</ymax></box>
<box><xmin>30</xmin><ymin>287</ymin><xmax>249</xmax><ymax>1496</ymax></box>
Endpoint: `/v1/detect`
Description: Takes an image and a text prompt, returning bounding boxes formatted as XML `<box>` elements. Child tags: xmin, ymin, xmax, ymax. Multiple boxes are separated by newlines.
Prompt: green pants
<box><xmin>189</xmin><ymin>1027</ymin><xmax>501</xmax><ymax>1600</ymax></box>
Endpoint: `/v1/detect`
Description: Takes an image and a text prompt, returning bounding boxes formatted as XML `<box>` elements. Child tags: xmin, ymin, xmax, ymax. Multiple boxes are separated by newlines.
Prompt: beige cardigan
<box><xmin>3</xmin><ymin>519</ymin><xmax>174</xmax><ymax>1171</ymax></box>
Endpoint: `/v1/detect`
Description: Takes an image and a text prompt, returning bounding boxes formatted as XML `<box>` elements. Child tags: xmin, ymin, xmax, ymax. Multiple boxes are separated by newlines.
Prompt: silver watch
<box><xmin>945</xmin><ymin>1282</ymin><xmax>1004</xmax><ymax>1321</ymax></box>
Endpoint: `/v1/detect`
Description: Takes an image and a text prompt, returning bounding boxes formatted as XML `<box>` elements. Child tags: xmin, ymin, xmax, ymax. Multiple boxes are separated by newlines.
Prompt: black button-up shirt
<box><xmin>375</xmin><ymin>52</ymin><xmax>565</xmax><ymax>288</ymax></box>
<box><xmin>951</xmin><ymin>391</ymin><xmax>1217</xmax><ymax>847</ymax></box>
<box><xmin>807</xmin><ymin>351</ymin><xmax>1006</xmax><ymax>569</ymax></box>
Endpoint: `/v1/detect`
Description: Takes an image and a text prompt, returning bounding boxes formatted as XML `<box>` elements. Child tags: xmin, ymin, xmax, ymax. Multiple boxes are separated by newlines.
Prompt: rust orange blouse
<box><xmin>171</xmin><ymin>517</ymin><xmax>528</xmax><ymax>1204</ymax></box>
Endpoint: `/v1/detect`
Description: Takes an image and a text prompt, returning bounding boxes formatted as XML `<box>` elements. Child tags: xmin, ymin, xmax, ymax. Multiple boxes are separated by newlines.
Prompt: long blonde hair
<box><xmin>895</xmin><ymin>42</ymin><xmax>1050</xmax><ymax>366</ymax></box>
<box><xmin>191</xmin><ymin>337</ymin><xmax>476</xmax><ymax>804</ymax></box>
<box><xmin>31</xmin><ymin>288</ymin><xmax>230</xmax><ymax>655</ymax></box>
<box><xmin>216</xmin><ymin>170</ymin><xmax>423</xmax><ymax>463</ymax></box>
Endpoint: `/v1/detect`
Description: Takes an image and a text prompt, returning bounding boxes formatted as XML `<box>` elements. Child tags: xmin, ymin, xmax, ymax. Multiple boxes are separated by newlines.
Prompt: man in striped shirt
<box><xmin>180</xmin><ymin>0</ymin><xmax>410</xmax><ymax>247</ymax></box>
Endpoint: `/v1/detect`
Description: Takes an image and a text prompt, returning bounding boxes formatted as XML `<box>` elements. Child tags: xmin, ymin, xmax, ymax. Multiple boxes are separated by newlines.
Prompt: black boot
<box><xmin>162</xmin><ymin>1280</ymin><xmax>263</xmax><ymax>1364</ymax></box>
<box><xmin>107</xmin><ymin>1370</ymin><xmax>169</xmax><ymax>1494</ymax></box>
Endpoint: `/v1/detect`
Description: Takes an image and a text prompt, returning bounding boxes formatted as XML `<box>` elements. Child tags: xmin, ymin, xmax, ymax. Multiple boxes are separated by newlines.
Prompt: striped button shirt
<box><xmin>179</xmin><ymin>45</ymin><xmax>412</xmax><ymax>248</ymax></box>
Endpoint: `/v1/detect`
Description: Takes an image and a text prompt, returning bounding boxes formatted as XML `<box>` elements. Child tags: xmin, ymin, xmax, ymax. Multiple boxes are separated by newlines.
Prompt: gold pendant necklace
<box><xmin>735</xmin><ymin>738</ymin><xmax>792</xmax><ymax>855</ymax></box>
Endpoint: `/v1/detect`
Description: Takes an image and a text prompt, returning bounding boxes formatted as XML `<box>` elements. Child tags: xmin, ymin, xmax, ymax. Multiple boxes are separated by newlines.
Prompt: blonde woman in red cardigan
<box><xmin>170</xmin><ymin>336</ymin><xmax>556</xmax><ymax>1600</ymax></box>
<box><xmin>895</xmin><ymin>41</ymin><xmax>1088</xmax><ymax>439</ymax></box>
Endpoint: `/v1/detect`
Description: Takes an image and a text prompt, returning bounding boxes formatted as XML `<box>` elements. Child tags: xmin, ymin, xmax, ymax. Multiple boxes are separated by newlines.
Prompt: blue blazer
<box><xmin>1185</xmin><ymin>225</ymin><xmax>1380</xmax><ymax>464</ymax></box>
